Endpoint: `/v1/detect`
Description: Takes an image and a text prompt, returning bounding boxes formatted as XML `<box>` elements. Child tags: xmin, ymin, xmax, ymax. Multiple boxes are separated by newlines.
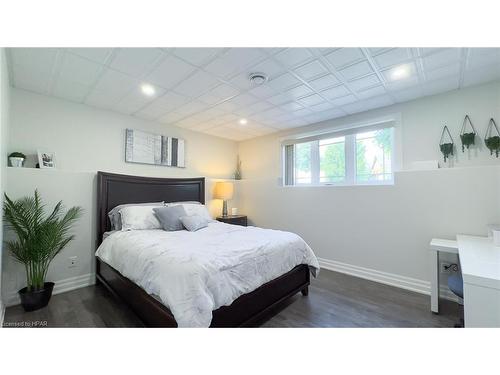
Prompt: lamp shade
<box><xmin>214</xmin><ymin>181</ymin><xmax>234</xmax><ymax>200</ymax></box>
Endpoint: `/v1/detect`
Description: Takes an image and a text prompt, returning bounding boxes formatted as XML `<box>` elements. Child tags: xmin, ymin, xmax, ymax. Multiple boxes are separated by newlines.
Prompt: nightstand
<box><xmin>216</xmin><ymin>215</ymin><xmax>247</xmax><ymax>227</ymax></box>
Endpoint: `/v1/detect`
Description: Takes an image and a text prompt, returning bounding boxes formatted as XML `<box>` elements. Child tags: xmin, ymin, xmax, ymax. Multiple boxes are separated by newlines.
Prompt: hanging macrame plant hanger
<box><xmin>485</xmin><ymin>118</ymin><xmax>500</xmax><ymax>158</ymax></box>
<box><xmin>459</xmin><ymin>115</ymin><xmax>476</xmax><ymax>152</ymax></box>
<box><xmin>439</xmin><ymin>125</ymin><xmax>454</xmax><ymax>162</ymax></box>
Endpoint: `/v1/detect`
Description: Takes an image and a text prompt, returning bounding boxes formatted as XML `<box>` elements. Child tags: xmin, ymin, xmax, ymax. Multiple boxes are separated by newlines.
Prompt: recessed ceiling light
<box><xmin>239</xmin><ymin>118</ymin><xmax>248</xmax><ymax>125</ymax></box>
<box><xmin>390</xmin><ymin>65</ymin><xmax>410</xmax><ymax>80</ymax></box>
<box><xmin>141</xmin><ymin>83</ymin><xmax>156</xmax><ymax>96</ymax></box>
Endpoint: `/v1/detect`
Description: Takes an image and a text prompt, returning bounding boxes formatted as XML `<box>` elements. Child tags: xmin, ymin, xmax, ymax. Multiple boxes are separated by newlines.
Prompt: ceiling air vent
<box><xmin>248</xmin><ymin>72</ymin><xmax>268</xmax><ymax>86</ymax></box>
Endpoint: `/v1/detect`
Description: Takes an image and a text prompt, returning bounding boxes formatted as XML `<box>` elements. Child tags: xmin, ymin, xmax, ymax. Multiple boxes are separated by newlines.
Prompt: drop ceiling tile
<box><xmin>112</xmin><ymin>85</ymin><xmax>166</xmax><ymax>115</ymax></box>
<box><xmin>158</xmin><ymin>111</ymin><xmax>186</xmax><ymax>124</ymax></box>
<box><xmin>174</xmin><ymin>70</ymin><xmax>220</xmax><ymax>97</ymax></box>
<box><xmin>368</xmin><ymin>47</ymin><xmax>392</xmax><ymax>55</ymax></box>
<box><xmin>308</xmin><ymin>74</ymin><xmax>340</xmax><ymax>91</ymax></box>
<box><xmin>286</xmin><ymin>84</ymin><xmax>313</xmax><ymax>99</ymax></box>
<box><xmin>52</xmin><ymin>79</ymin><xmax>90</xmax><ymax>102</ymax></box>
<box><xmin>85</xmin><ymin>89</ymin><xmax>121</xmax><ymax>109</ymax></box>
<box><xmin>325</xmin><ymin>48</ymin><xmax>364</xmax><ymax>69</ymax></box>
<box><xmin>373</xmin><ymin>48</ymin><xmax>412</xmax><ymax>68</ymax></box>
<box><xmin>58</xmin><ymin>53</ymin><xmax>103</xmax><ymax>86</ymax></box>
<box><xmin>329</xmin><ymin>94</ymin><xmax>357</xmax><ymax>106</ymax></box>
<box><xmin>135</xmin><ymin>91</ymin><xmax>190</xmax><ymax>119</ymax></box>
<box><xmin>267</xmin><ymin>93</ymin><xmax>293</xmax><ymax>106</ymax></box>
<box><xmin>294</xmin><ymin>60</ymin><xmax>328</xmax><ymax>80</ymax></box>
<box><xmin>109</xmin><ymin>48</ymin><xmax>163</xmax><ymax>77</ymax></box>
<box><xmin>204</xmin><ymin>126</ymin><xmax>254</xmax><ymax>141</ymax></box>
<box><xmin>229</xmin><ymin>72</ymin><xmax>254</xmax><ymax>90</ymax></box>
<box><xmin>250</xmin><ymin>58</ymin><xmax>285</xmax><ymax>79</ymax></box>
<box><xmin>267</xmin><ymin>73</ymin><xmax>301</xmax><ymax>91</ymax></box>
<box><xmin>274</xmin><ymin>48</ymin><xmax>313</xmax><ymax>68</ymax></box>
<box><xmin>146</xmin><ymin>55</ymin><xmax>196</xmax><ymax>89</ymax></box>
<box><xmin>172</xmin><ymin>48</ymin><xmax>221</xmax><ymax>66</ymax></box>
<box><xmin>212</xmin><ymin>100</ymin><xmax>238</xmax><ymax>113</ymax></box>
<box><xmin>188</xmin><ymin>120</ymin><xmax>221</xmax><ymax>132</ymax></box>
<box><xmin>298</xmin><ymin>94</ymin><xmax>325</xmax><ymax>107</ymax></box>
<box><xmin>422</xmin><ymin>48</ymin><xmax>462</xmax><ymax>70</ymax></box>
<box><xmin>12</xmin><ymin>64</ymin><xmax>52</xmax><ymax>92</ymax></box>
<box><xmin>279</xmin><ymin>101</ymin><xmax>304</xmax><ymax>112</ymax></box>
<box><xmin>339</xmin><ymin>61</ymin><xmax>373</xmax><ymax>80</ymax></box>
<box><xmin>392</xmin><ymin>87</ymin><xmax>423</xmax><ymax>103</ymax></box>
<box><xmin>248</xmin><ymin>84</ymin><xmax>277</xmax><ymax>99</ymax></box>
<box><xmin>174</xmin><ymin>100</ymin><xmax>210</xmax><ymax>117</ymax></box>
<box><xmin>348</xmin><ymin>74</ymin><xmax>380</xmax><ymax>91</ymax></box>
<box><xmin>204</xmin><ymin>48</ymin><xmax>267</xmax><ymax>78</ymax></box>
<box><xmin>291</xmin><ymin>108</ymin><xmax>313</xmax><ymax>118</ymax></box>
<box><xmin>320</xmin><ymin>85</ymin><xmax>351</xmax><ymax>99</ymax></box>
<box><xmin>467</xmin><ymin>48</ymin><xmax>500</xmax><ymax>70</ymax></box>
<box><xmin>91</xmin><ymin>68</ymin><xmax>139</xmax><ymax>98</ymax></box>
<box><xmin>309</xmin><ymin>101</ymin><xmax>334</xmax><ymax>112</ymax></box>
<box><xmin>67</xmin><ymin>48</ymin><xmax>114</xmax><ymax>64</ymax></box>
<box><xmin>421</xmin><ymin>76</ymin><xmax>459</xmax><ymax>96</ymax></box>
<box><xmin>424</xmin><ymin>63</ymin><xmax>460</xmax><ymax>81</ymax></box>
<box><xmin>357</xmin><ymin>85</ymin><xmax>387</xmax><ymax>99</ymax></box>
<box><xmin>223</xmin><ymin>93</ymin><xmax>259</xmax><ymax>109</ymax></box>
<box><xmin>245</xmin><ymin>101</ymin><xmax>274</xmax><ymax>115</ymax></box>
<box><xmin>385</xmin><ymin>75</ymin><xmax>419</xmax><ymax>91</ymax></box>
<box><xmin>11</xmin><ymin>48</ymin><xmax>58</xmax><ymax>74</ymax></box>
<box><xmin>462</xmin><ymin>64</ymin><xmax>500</xmax><ymax>87</ymax></box>
<box><xmin>342</xmin><ymin>95</ymin><xmax>394</xmax><ymax>114</ymax></box>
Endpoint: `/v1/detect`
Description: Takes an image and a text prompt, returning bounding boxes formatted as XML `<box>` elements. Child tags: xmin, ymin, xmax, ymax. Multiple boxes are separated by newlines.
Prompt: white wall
<box><xmin>0</xmin><ymin>48</ymin><xmax>11</xmax><ymax>319</ymax></box>
<box><xmin>237</xmin><ymin>81</ymin><xmax>500</xmax><ymax>293</ymax></box>
<box><xmin>3</xmin><ymin>89</ymin><xmax>239</xmax><ymax>305</ymax></box>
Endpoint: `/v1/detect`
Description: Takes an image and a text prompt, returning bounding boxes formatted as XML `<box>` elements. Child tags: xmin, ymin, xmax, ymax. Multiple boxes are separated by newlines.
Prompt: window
<box><xmin>283</xmin><ymin>124</ymin><xmax>394</xmax><ymax>186</ymax></box>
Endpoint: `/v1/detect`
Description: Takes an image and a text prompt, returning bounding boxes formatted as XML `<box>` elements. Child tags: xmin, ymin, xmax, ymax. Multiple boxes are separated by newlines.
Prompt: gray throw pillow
<box><xmin>153</xmin><ymin>205</ymin><xmax>187</xmax><ymax>231</ymax></box>
<box><xmin>108</xmin><ymin>202</ymin><xmax>164</xmax><ymax>230</ymax></box>
<box><xmin>180</xmin><ymin>215</ymin><xmax>209</xmax><ymax>232</ymax></box>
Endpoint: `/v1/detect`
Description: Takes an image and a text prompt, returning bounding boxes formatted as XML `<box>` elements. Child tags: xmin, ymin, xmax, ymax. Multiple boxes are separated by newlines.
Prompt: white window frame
<box><xmin>281</xmin><ymin>115</ymin><xmax>400</xmax><ymax>187</ymax></box>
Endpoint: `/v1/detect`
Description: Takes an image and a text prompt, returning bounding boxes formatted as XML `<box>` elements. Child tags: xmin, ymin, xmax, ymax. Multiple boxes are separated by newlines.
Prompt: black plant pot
<box><xmin>19</xmin><ymin>282</ymin><xmax>54</xmax><ymax>312</ymax></box>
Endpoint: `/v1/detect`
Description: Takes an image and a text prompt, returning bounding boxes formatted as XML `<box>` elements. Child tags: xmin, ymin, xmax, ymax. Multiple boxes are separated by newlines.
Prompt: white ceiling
<box><xmin>7</xmin><ymin>47</ymin><xmax>500</xmax><ymax>141</ymax></box>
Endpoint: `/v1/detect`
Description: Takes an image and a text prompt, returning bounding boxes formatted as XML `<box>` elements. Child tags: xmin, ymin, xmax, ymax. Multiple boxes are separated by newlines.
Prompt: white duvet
<box><xmin>95</xmin><ymin>222</ymin><xmax>319</xmax><ymax>327</ymax></box>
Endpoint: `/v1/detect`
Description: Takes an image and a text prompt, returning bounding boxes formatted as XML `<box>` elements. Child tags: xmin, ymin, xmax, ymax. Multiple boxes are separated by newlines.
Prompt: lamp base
<box><xmin>222</xmin><ymin>200</ymin><xmax>228</xmax><ymax>217</ymax></box>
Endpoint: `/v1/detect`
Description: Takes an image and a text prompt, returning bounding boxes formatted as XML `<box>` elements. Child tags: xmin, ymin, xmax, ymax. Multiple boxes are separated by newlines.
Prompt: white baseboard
<box><xmin>6</xmin><ymin>273</ymin><xmax>95</xmax><ymax>307</ymax></box>
<box><xmin>318</xmin><ymin>257</ymin><xmax>459</xmax><ymax>302</ymax></box>
<box><xmin>0</xmin><ymin>300</ymin><xmax>5</xmax><ymax>327</ymax></box>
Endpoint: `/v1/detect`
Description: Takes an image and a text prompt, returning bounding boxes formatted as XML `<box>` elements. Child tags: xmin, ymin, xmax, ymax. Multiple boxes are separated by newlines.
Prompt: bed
<box><xmin>95</xmin><ymin>171</ymin><xmax>319</xmax><ymax>327</ymax></box>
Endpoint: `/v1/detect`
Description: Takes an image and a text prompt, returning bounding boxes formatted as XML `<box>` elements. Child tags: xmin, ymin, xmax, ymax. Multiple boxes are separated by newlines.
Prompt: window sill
<box><xmin>282</xmin><ymin>181</ymin><xmax>394</xmax><ymax>188</ymax></box>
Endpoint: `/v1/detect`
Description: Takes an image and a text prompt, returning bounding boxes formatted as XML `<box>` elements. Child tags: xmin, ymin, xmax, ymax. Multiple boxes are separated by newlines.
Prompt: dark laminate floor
<box><xmin>3</xmin><ymin>269</ymin><xmax>460</xmax><ymax>328</ymax></box>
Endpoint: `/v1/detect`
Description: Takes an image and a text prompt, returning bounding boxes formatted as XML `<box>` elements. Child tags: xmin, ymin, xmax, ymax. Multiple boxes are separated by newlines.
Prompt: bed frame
<box><xmin>96</xmin><ymin>171</ymin><xmax>310</xmax><ymax>327</ymax></box>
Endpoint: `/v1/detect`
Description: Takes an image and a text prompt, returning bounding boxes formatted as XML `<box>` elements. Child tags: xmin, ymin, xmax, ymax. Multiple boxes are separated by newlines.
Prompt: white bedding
<box><xmin>95</xmin><ymin>222</ymin><xmax>319</xmax><ymax>327</ymax></box>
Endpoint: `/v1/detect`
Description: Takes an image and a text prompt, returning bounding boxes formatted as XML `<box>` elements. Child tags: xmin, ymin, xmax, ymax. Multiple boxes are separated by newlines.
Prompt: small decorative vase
<box><xmin>9</xmin><ymin>157</ymin><xmax>24</xmax><ymax>167</ymax></box>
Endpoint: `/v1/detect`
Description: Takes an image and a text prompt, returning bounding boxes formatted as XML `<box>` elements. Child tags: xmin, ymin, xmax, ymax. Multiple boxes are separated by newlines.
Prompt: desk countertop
<box><xmin>457</xmin><ymin>235</ymin><xmax>500</xmax><ymax>290</ymax></box>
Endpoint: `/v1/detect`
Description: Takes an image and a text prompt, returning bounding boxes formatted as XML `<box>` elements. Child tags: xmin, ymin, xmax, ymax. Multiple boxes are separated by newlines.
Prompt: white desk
<box><xmin>457</xmin><ymin>235</ymin><xmax>500</xmax><ymax>327</ymax></box>
<box><xmin>429</xmin><ymin>239</ymin><xmax>458</xmax><ymax>313</ymax></box>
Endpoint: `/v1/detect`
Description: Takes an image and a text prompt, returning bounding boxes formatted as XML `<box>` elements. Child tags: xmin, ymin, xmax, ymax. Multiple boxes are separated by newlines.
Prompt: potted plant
<box><xmin>8</xmin><ymin>152</ymin><xmax>26</xmax><ymax>167</ymax></box>
<box><xmin>234</xmin><ymin>155</ymin><xmax>242</xmax><ymax>180</ymax></box>
<box><xmin>439</xmin><ymin>125</ymin><xmax>454</xmax><ymax>162</ymax></box>
<box><xmin>459</xmin><ymin>115</ymin><xmax>476</xmax><ymax>152</ymax></box>
<box><xmin>3</xmin><ymin>190</ymin><xmax>83</xmax><ymax>311</ymax></box>
<box><xmin>485</xmin><ymin>118</ymin><xmax>500</xmax><ymax>158</ymax></box>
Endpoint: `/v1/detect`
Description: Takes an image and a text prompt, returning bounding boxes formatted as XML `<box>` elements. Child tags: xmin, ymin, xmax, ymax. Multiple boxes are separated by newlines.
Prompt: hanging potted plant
<box><xmin>439</xmin><ymin>125</ymin><xmax>454</xmax><ymax>162</ymax></box>
<box><xmin>3</xmin><ymin>190</ymin><xmax>83</xmax><ymax>311</ymax></box>
<box><xmin>485</xmin><ymin>118</ymin><xmax>500</xmax><ymax>158</ymax></box>
<box><xmin>459</xmin><ymin>115</ymin><xmax>476</xmax><ymax>152</ymax></box>
<box><xmin>8</xmin><ymin>152</ymin><xmax>26</xmax><ymax>167</ymax></box>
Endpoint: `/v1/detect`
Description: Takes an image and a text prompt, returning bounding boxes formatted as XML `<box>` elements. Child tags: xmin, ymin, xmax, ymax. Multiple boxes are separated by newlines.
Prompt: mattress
<box><xmin>95</xmin><ymin>222</ymin><xmax>319</xmax><ymax>327</ymax></box>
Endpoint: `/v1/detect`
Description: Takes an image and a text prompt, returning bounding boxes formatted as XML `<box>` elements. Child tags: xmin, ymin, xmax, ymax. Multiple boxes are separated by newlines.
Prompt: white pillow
<box><xmin>168</xmin><ymin>203</ymin><xmax>213</xmax><ymax>222</ymax></box>
<box><xmin>119</xmin><ymin>205</ymin><xmax>162</xmax><ymax>231</ymax></box>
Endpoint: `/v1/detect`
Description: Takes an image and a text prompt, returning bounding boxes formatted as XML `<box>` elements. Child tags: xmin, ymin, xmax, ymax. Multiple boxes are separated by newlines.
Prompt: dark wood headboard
<box><xmin>96</xmin><ymin>171</ymin><xmax>205</xmax><ymax>246</ymax></box>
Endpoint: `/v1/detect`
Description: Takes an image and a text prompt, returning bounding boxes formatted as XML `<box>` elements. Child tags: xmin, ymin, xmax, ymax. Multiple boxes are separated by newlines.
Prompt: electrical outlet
<box><xmin>68</xmin><ymin>256</ymin><xmax>77</xmax><ymax>268</ymax></box>
<box><xmin>441</xmin><ymin>262</ymin><xmax>458</xmax><ymax>273</ymax></box>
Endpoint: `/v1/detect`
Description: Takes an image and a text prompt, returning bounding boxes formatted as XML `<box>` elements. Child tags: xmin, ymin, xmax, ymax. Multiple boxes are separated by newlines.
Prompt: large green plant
<box><xmin>3</xmin><ymin>190</ymin><xmax>83</xmax><ymax>291</ymax></box>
